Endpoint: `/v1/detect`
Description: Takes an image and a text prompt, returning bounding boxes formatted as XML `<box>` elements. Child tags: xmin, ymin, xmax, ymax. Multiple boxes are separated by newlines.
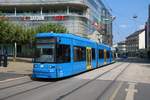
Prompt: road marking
<box><xmin>125</xmin><ymin>82</ymin><xmax>138</xmax><ymax>100</ymax></box>
<box><xmin>0</xmin><ymin>76</ymin><xmax>27</xmax><ymax>83</ymax></box>
<box><xmin>109</xmin><ymin>82</ymin><xmax>123</xmax><ymax>100</ymax></box>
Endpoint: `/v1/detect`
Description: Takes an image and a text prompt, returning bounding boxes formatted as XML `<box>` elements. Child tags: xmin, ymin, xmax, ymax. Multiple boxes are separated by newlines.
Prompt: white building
<box><xmin>139</xmin><ymin>30</ymin><xmax>146</xmax><ymax>49</ymax></box>
<box><xmin>0</xmin><ymin>0</ymin><xmax>114</xmax><ymax>57</ymax></box>
<box><xmin>113</xmin><ymin>41</ymin><xmax>126</xmax><ymax>57</ymax></box>
<box><xmin>126</xmin><ymin>29</ymin><xmax>146</xmax><ymax>57</ymax></box>
<box><xmin>0</xmin><ymin>0</ymin><xmax>113</xmax><ymax>45</ymax></box>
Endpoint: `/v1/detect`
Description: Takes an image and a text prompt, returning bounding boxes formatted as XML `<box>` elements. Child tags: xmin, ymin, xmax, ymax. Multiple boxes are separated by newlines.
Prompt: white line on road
<box><xmin>109</xmin><ymin>82</ymin><xmax>123</xmax><ymax>100</ymax></box>
<box><xmin>125</xmin><ymin>82</ymin><xmax>138</xmax><ymax>100</ymax></box>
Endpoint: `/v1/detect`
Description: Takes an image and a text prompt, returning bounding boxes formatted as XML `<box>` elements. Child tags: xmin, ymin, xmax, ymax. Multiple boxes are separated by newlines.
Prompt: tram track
<box><xmin>0</xmin><ymin>80</ymin><xmax>33</xmax><ymax>90</ymax></box>
<box><xmin>0</xmin><ymin>81</ymin><xmax>55</xmax><ymax>100</ymax></box>
<box><xmin>56</xmin><ymin>62</ymin><xmax>128</xmax><ymax>100</ymax></box>
<box><xmin>0</xmin><ymin>75</ymin><xmax>59</xmax><ymax>100</ymax></box>
<box><xmin>0</xmin><ymin>62</ymin><xmax>125</xmax><ymax>100</ymax></box>
<box><xmin>95</xmin><ymin>63</ymin><xmax>131</xmax><ymax>100</ymax></box>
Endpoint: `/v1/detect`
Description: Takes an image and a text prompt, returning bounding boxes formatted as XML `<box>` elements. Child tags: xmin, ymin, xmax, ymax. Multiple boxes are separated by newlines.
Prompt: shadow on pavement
<box><xmin>0</xmin><ymin>73</ymin><xmax>25</xmax><ymax>81</ymax></box>
<box><xmin>8</xmin><ymin>57</ymin><xmax>32</xmax><ymax>63</ymax></box>
<box><xmin>116</xmin><ymin>57</ymin><xmax>150</xmax><ymax>64</ymax></box>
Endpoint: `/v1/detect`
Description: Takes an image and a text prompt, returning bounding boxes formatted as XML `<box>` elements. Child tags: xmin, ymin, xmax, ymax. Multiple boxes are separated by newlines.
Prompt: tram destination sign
<box><xmin>36</xmin><ymin>37</ymin><xmax>56</xmax><ymax>44</ymax></box>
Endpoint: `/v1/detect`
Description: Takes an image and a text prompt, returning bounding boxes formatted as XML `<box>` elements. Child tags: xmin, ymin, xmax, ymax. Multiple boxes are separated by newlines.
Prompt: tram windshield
<box><xmin>34</xmin><ymin>46</ymin><xmax>55</xmax><ymax>63</ymax></box>
<box><xmin>34</xmin><ymin>37</ymin><xmax>70</xmax><ymax>63</ymax></box>
<box><xmin>34</xmin><ymin>37</ymin><xmax>56</xmax><ymax>63</ymax></box>
<box><xmin>34</xmin><ymin>44</ymin><xmax>70</xmax><ymax>63</ymax></box>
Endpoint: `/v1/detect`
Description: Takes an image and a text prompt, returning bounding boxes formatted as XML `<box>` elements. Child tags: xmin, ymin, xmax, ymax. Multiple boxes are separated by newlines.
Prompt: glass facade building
<box><xmin>0</xmin><ymin>0</ymin><xmax>113</xmax><ymax>45</ymax></box>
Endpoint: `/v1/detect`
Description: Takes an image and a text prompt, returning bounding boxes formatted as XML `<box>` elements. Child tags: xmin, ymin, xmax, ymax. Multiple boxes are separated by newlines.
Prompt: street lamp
<box><xmin>103</xmin><ymin>16</ymin><xmax>116</xmax><ymax>22</ymax></box>
<box><xmin>132</xmin><ymin>15</ymin><xmax>138</xmax><ymax>31</ymax></box>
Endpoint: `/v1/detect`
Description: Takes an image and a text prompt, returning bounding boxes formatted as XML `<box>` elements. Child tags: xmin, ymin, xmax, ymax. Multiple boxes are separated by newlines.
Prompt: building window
<box><xmin>56</xmin><ymin>44</ymin><xmax>70</xmax><ymax>63</ymax></box>
<box><xmin>92</xmin><ymin>48</ymin><xmax>95</xmax><ymax>60</ymax></box>
<box><xmin>74</xmin><ymin>46</ymin><xmax>86</xmax><ymax>62</ymax></box>
<box><xmin>17</xmin><ymin>45</ymin><xmax>22</xmax><ymax>54</ymax></box>
<box><xmin>99</xmin><ymin>50</ymin><xmax>104</xmax><ymax>59</ymax></box>
<box><xmin>87</xmin><ymin>0</ymin><xmax>98</xmax><ymax>9</ymax></box>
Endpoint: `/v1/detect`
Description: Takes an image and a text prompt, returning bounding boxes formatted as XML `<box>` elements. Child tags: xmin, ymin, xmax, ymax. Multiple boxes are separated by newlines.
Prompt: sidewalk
<box><xmin>0</xmin><ymin>57</ymin><xmax>33</xmax><ymax>81</ymax></box>
<box><xmin>116</xmin><ymin>57</ymin><xmax>150</xmax><ymax>63</ymax></box>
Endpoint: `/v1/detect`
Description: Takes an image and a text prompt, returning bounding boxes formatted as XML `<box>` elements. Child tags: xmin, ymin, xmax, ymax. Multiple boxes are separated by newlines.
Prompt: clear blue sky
<box><xmin>102</xmin><ymin>0</ymin><xmax>150</xmax><ymax>44</ymax></box>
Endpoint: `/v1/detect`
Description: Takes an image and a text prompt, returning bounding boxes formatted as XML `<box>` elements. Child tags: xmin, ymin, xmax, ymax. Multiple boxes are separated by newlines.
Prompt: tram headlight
<box><xmin>49</xmin><ymin>66</ymin><xmax>52</xmax><ymax>69</ymax></box>
<box><xmin>40</xmin><ymin>65</ymin><xmax>44</xmax><ymax>68</ymax></box>
<box><xmin>34</xmin><ymin>64</ymin><xmax>38</xmax><ymax>68</ymax></box>
<box><xmin>49</xmin><ymin>66</ymin><xmax>55</xmax><ymax>69</ymax></box>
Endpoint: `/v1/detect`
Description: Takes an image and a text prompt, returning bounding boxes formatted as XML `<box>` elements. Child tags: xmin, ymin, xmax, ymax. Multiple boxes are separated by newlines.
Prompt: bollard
<box><xmin>0</xmin><ymin>55</ymin><xmax>1</xmax><ymax>66</ymax></box>
<box><xmin>3</xmin><ymin>50</ymin><xmax>8</xmax><ymax>67</ymax></box>
<box><xmin>3</xmin><ymin>54</ymin><xmax>7</xmax><ymax>67</ymax></box>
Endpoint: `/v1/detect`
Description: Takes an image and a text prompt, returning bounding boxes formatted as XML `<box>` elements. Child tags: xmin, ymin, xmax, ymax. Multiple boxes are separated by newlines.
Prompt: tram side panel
<box><xmin>109</xmin><ymin>49</ymin><xmax>112</xmax><ymax>63</ymax></box>
<box><xmin>72</xmin><ymin>39</ymin><xmax>97</xmax><ymax>74</ymax></box>
<box><xmin>72</xmin><ymin>39</ymin><xmax>87</xmax><ymax>74</ymax></box>
<box><xmin>91</xmin><ymin>46</ymin><xmax>97</xmax><ymax>69</ymax></box>
<box><xmin>106</xmin><ymin>49</ymin><xmax>110</xmax><ymax>64</ymax></box>
<box><xmin>97</xmin><ymin>45</ymin><xmax>105</xmax><ymax>67</ymax></box>
<box><xmin>55</xmin><ymin>37</ymin><xmax>74</xmax><ymax>78</ymax></box>
<box><xmin>107</xmin><ymin>48</ymin><xmax>112</xmax><ymax>64</ymax></box>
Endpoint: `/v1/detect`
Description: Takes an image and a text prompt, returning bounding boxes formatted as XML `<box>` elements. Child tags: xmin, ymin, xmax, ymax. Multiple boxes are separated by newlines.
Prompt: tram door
<box><xmin>86</xmin><ymin>47</ymin><xmax>92</xmax><ymax>70</ymax></box>
<box><xmin>104</xmin><ymin>49</ymin><xmax>107</xmax><ymax>64</ymax></box>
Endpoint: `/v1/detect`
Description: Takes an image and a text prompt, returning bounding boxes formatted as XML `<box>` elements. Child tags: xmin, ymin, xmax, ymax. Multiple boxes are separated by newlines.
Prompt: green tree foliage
<box><xmin>0</xmin><ymin>21</ymin><xmax>67</xmax><ymax>44</ymax></box>
<box><xmin>0</xmin><ymin>21</ymin><xmax>12</xmax><ymax>43</ymax></box>
<box><xmin>36</xmin><ymin>23</ymin><xmax>67</xmax><ymax>33</ymax></box>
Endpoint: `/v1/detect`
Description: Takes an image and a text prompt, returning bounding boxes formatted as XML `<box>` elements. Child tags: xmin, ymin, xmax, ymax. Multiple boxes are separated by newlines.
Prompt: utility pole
<box><xmin>13</xmin><ymin>42</ymin><xmax>17</xmax><ymax>62</ymax></box>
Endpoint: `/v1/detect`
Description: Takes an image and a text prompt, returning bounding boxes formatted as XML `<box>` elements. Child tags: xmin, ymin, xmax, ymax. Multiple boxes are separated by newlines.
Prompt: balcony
<box><xmin>0</xmin><ymin>0</ymin><xmax>85</xmax><ymax>6</ymax></box>
<box><xmin>0</xmin><ymin>12</ymin><xmax>90</xmax><ymax>22</ymax></box>
<box><xmin>0</xmin><ymin>12</ymin><xmax>87</xmax><ymax>18</ymax></box>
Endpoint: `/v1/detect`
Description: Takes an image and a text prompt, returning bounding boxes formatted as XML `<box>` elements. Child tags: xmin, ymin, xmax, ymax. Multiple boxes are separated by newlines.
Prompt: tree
<box><xmin>0</xmin><ymin>21</ymin><xmax>68</xmax><ymax>60</ymax></box>
<box><xmin>0</xmin><ymin>22</ymin><xmax>67</xmax><ymax>44</ymax></box>
<box><xmin>0</xmin><ymin>21</ymin><xmax>12</xmax><ymax>43</ymax></box>
<box><xmin>36</xmin><ymin>23</ymin><xmax>67</xmax><ymax>33</ymax></box>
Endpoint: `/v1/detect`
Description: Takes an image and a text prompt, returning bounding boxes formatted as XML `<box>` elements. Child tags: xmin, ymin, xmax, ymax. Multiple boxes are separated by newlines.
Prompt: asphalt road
<box><xmin>0</xmin><ymin>59</ymin><xmax>150</xmax><ymax>100</ymax></box>
<box><xmin>0</xmin><ymin>73</ymin><xmax>25</xmax><ymax>81</ymax></box>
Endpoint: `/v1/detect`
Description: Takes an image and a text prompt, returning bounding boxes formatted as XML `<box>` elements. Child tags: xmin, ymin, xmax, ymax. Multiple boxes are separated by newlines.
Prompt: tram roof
<box><xmin>36</xmin><ymin>32</ymin><xmax>110</xmax><ymax>48</ymax></box>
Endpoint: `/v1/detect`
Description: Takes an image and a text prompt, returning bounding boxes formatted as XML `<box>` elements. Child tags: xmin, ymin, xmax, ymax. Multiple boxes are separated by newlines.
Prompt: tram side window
<box><xmin>107</xmin><ymin>51</ymin><xmax>110</xmax><ymax>59</ymax></box>
<box><xmin>74</xmin><ymin>46</ymin><xmax>86</xmax><ymax>62</ymax></box>
<box><xmin>57</xmin><ymin>44</ymin><xmax>70</xmax><ymax>63</ymax></box>
<box><xmin>99</xmin><ymin>50</ymin><xmax>104</xmax><ymax>59</ymax></box>
<box><xmin>92</xmin><ymin>48</ymin><xmax>95</xmax><ymax>60</ymax></box>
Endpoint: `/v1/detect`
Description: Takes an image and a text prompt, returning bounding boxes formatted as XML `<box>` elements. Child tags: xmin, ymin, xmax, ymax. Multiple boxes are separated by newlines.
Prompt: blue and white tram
<box><xmin>32</xmin><ymin>33</ymin><xmax>113</xmax><ymax>78</ymax></box>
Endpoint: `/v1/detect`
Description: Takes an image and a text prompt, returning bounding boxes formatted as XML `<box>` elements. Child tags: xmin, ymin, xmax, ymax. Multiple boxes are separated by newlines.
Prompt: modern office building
<box><xmin>0</xmin><ymin>0</ymin><xmax>113</xmax><ymax>45</ymax></box>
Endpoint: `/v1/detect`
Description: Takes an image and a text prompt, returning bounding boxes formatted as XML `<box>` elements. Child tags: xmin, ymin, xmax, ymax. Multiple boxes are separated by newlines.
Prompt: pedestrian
<box><xmin>3</xmin><ymin>49</ymin><xmax>8</xmax><ymax>67</ymax></box>
<box><xmin>0</xmin><ymin>48</ymin><xmax>2</xmax><ymax>66</ymax></box>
